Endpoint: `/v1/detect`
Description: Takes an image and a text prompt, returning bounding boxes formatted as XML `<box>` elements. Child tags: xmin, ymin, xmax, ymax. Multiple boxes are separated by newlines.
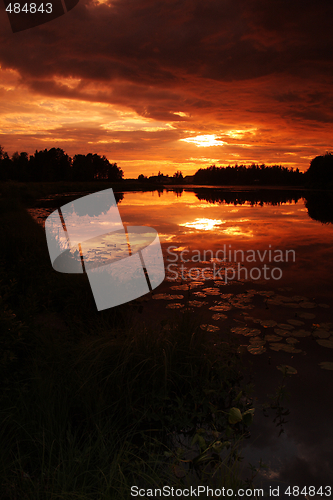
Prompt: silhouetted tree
<box><xmin>193</xmin><ymin>163</ymin><xmax>303</xmax><ymax>186</ymax></box>
<box><xmin>11</xmin><ymin>152</ymin><xmax>29</xmax><ymax>181</ymax></box>
<box><xmin>29</xmin><ymin>148</ymin><xmax>71</xmax><ymax>181</ymax></box>
<box><xmin>0</xmin><ymin>146</ymin><xmax>11</xmax><ymax>181</ymax></box>
<box><xmin>173</xmin><ymin>170</ymin><xmax>184</xmax><ymax>183</ymax></box>
<box><xmin>138</xmin><ymin>174</ymin><xmax>149</xmax><ymax>182</ymax></box>
<box><xmin>72</xmin><ymin>154</ymin><xmax>123</xmax><ymax>181</ymax></box>
<box><xmin>305</xmin><ymin>152</ymin><xmax>333</xmax><ymax>188</ymax></box>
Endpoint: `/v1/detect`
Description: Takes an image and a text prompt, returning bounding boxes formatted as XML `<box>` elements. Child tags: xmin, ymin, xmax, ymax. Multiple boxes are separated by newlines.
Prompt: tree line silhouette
<box><xmin>0</xmin><ymin>146</ymin><xmax>123</xmax><ymax>182</ymax></box>
<box><xmin>192</xmin><ymin>163</ymin><xmax>303</xmax><ymax>186</ymax></box>
<box><xmin>1</xmin><ymin>143</ymin><xmax>332</xmax><ymax>187</ymax></box>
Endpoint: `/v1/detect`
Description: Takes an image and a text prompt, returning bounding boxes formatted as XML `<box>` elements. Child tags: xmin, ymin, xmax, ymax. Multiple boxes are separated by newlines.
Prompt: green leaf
<box><xmin>242</xmin><ymin>408</ymin><xmax>255</xmax><ymax>426</ymax></box>
<box><xmin>228</xmin><ymin>407</ymin><xmax>242</xmax><ymax>424</ymax></box>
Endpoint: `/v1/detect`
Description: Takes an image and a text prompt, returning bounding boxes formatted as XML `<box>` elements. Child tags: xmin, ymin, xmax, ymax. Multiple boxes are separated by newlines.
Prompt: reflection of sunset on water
<box><xmin>114</xmin><ymin>189</ymin><xmax>333</xmax><ymax>300</ymax></box>
<box><xmin>179</xmin><ymin>218</ymin><xmax>224</xmax><ymax>231</ymax></box>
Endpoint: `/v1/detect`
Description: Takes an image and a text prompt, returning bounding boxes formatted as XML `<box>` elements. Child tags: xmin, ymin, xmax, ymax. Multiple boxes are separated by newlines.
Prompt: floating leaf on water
<box><xmin>287</xmin><ymin>319</ymin><xmax>305</xmax><ymax>326</ymax></box>
<box><xmin>291</xmin><ymin>295</ymin><xmax>309</xmax><ymax>302</ymax></box>
<box><xmin>297</xmin><ymin>312</ymin><xmax>316</xmax><ymax>319</ymax></box>
<box><xmin>269</xmin><ymin>343</ymin><xmax>302</xmax><ymax>353</ymax></box>
<box><xmin>230</xmin><ymin>327</ymin><xmax>250</xmax><ymax>335</ymax></box>
<box><xmin>265</xmin><ymin>334</ymin><xmax>283</xmax><ymax>342</ymax></box>
<box><xmin>220</xmin><ymin>293</ymin><xmax>234</xmax><ymax>299</ymax></box>
<box><xmin>243</xmin><ymin>315</ymin><xmax>255</xmax><ymax>322</ymax></box>
<box><xmin>290</xmin><ymin>329</ymin><xmax>311</xmax><ymax>337</ymax></box>
<box><xmin>300</xmin><ymin>302</ymin><xmax>317</xmax><ymax>309</ymax></box>
<box><xmin>312</xmin><ymin>329</ymin><xmax>331</xmax><ymax>339</ymax></box>
<box><xmin>319</xmin><ymin>362</ymin><xmax>333</xmax><ymax>370</ymax></box>
<box><xmin>318</xmin><ymin>304</ymin><xmax>330</xmax><ymax>309</ymax></box>
<box><xmin>188</xmin><ymin>300</ymin><xmax>208</xmax><ymax>308</ymax></box>
<box><xmin>284</xmin><ymin>303</ymin><xmax>299</xmax><ymax>308</ymax></box>
<box><xmin>153</xmin><ymin>294</ymin><xmax>184</xmax><ymax>300</ymax></box>
<box><xmin>202</xmin><ymin>288</ymin><xmax>222</xmax><ymax>295</ymax></box>
<box><xmin>277</xmin><ymin>364</ymin><xmax>298</xmax><ymax>375</ymax></box>
<box><xmin>209</xmin><ymin>305</ymin><xmax>232</xmax><ymax>312</ymax></box>
<box><xmin>286</xmin><ymin>337</ymin><xmax>299</xmax><ymax>344</ymax></box>
<box><xmin>193</xmin><ymin>292</ymin><xmax>207</xmax><ymax>298</ymax></box>
<box><xmin>274</xmin><ymin>328</ymin><xmax>290</xmax><ymax>337</ymax></box>
<box><xmin>260</xmin><ymin>320</ymin><xmax>278</xmax><ymax>328</ymax></box>
<box><xmin>267</xmin><ymin>299</ymin><xmax>283</xmax><ymax>306</ymax></box>
<box><xmin>212</xmin><ymin>313</ymin><xmax>228</xmax><ymax>321</ymax></box>
<box><xmin>170</xmin><ymin>285</ymin><xmax>190</xmax><ymax>290</ymax></box>
<box><xmin>316</xmin><ymin>339</ymin><xmax>333</xmax><ymax>348</ymax></box>
<box><xmin>319</xmin><ymin>322</ymin><xmax>333</xmax><ymax>329</ymax></box>
<box><xmin>247</xmin><ymin>345</ymin><xmax>266</xmax><ymax>355</ymax></box>
<box><xmin>277</xmin><ymin>323</ymin><xmax>295</xmax><ymax>330</ymax></box>
<box><xmin>257</xmin><ymin>290</ymin><xmax>275</xmax><ymax>297</ymax></box>
<box><xmin>200</xmin><ymin>324</ymin><xmax>220</xmax><ymax>332</ymax></box>
<box><xmin>246</xmin><ymin>328</ymin><xmax>262</xmax><ymax>336</ymax></box>
<box><xmin>249</xmin><ymin>337</ymin><xmax>266</xmax><ymax>346</ymax></box>
<box><xmin>166</xmin><ymin>303</ymin><xmax>184</xmax><ymax>309</ymax></box>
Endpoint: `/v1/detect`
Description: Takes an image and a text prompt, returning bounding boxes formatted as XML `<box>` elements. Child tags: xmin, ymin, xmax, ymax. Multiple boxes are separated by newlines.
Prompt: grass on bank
<box><xmin>0</xmin><ymin>187</ymin><xmax>256</xmax><ymax>499</ymax></box>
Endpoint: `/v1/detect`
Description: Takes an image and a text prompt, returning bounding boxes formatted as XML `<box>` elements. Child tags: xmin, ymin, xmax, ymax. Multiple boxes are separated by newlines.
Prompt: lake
<box><xmin>29</xmin><ymin>187</ymin><xmax>333</xmax><ymax>496</ymax></box>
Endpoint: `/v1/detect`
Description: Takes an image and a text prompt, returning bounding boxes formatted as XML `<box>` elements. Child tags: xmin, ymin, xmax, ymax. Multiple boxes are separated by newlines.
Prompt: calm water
<box><xmin>30</xmin><ymin>187</ymin><xmax>333</xmax><ymax>495</ymax></box>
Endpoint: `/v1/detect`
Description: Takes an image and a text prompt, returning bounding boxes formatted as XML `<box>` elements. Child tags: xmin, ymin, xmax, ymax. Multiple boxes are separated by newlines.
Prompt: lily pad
<box><xmin>153</xmin><ymin>294</ymin><xmax>184</xmax><ymax>300</ymax></box>
<box><xmin>193</xmin><ymin>292</ymin><xmax>207</xmax><ymax>298</ymax></box>
<box><xmin>269</xmin><ymin>343</ymin><xmax>302</xmax><ymax>353</ymax></box>
<box><xmin>231</xmin><ymin>327</ymin><xmax>250</xmax><ymax>335</ymax></box>
<box><xmin>319</xmin><ymin>362</ymin><xmax>333</xmax><ymax>370</ymax></box>
<box><xmin>274</xmin><ymin>329</ymin><xmax>290</xmax><ymax>337</ymax></box>
<box><xmin>277</xmin><ymin>365</ymin><xmax>298</xmax><ymax>375</ymax></box>
<box><xmin>286</xmin><ymin>337</ymin><xmax>299</xmax><ymax>344</ymax></box>
<box><xmin>247</xmin><ymin>345</ymin><xmax>266</xmax><ymax>355</ymax></box>
<box><xmin>312</xmin><ymin>329</ymin><xmax>331</xmax><ymax>339</ymax></box>
<box><xmin>300</xmin><ymin>302</ymin><xmax>317</xmax><ymax>309</ymax></box>
<box><xmin>291</xmin><ymin>329</ymin><xmax>311</xmax><ymax>337</ymax></box>
<box><xmin>170</xmin><ymin>285</ymin><xmax>190</xmax><ymax>290</ymax></box>
<box><xmin>212</xmin><ymin>313</ymin><xmax>228</xmax><ymax>321</ymax></box>
<box><xmin>316</xmin><ymin>339</ymin><xmax>333</xmax><ymax>348</ymax></box>
<box><xmin>202</xmin><ymin>288</ymin><xmax>222</xmax><ymax>295</ymax></box>
<box><xmin>260</xmin><ymin>319</ymin><xmax>278</xmax><ymax>328</ymax></box>
<box><xmin>297</xmin><ymin>312</ymin><xmax>316</xmax><ymax>319</ymax></box>
<box><xmin>188</xmin><ymin>300</ymin><xmax>208</xmax><ymax>308</ymax></box>
<box><xmin>277</xmin><ymin>323</ymin><xmax>295</xmax><ymax>330</ymax></box>
<box><xmin>200</xmin><ymin>324</ymin><xmax>220</xmax><ymax>332</ymax></box>
<box><xmin>209</xmin><ymin>305</ymin><xmax>232</xmax><ymax>312</ymax></box>
<box><xmin>318</xmin><ymin>304</ymin><xmax>330</xmax><ymax>309</ymax></box>
<box><xmin>166</xmin><ymin>303</ymin><xmax>184</xmax><ymax>309</ymax></box>
<box><xmin>287</xmin><ymin>319</ymin><xmax>305</xmax><ymax>326</ymax></box>
<box><xmin>249</xmin><ymin>337</ymin><xmax>266</xmax><ymax>346</ymax></box>
<box><xmin>265</xmin><ymin>334</ymin><xmax>283</xmax><ymax>342</ymax></box>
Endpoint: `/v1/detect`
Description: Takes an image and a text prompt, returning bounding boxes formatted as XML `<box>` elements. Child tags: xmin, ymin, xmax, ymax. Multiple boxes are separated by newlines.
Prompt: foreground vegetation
<box><xmin>0</xmin><ymin>185</ymin><xmax>258</xmax><ymax>499</ymax></box>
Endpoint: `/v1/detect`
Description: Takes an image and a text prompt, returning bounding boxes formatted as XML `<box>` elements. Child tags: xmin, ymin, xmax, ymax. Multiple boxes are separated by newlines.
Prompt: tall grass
<box><xmin>0</xmin><ymin>186</ymin><xmax>255</xmax><ymax>499</ymax></box>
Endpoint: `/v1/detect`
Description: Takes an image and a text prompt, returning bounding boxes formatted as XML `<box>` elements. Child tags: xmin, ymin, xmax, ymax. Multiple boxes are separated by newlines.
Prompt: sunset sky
<box><xmin>0</xmin><ymin>0</ymin><xmax>332</xmax><ymax>178</ymax></box>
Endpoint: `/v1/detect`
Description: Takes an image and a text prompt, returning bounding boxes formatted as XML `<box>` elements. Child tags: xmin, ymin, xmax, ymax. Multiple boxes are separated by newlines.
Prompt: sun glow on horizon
<box><xmin>180</xmin><ymin>134</ymin><xmax>225</xmax><ymax>147</ymax></box>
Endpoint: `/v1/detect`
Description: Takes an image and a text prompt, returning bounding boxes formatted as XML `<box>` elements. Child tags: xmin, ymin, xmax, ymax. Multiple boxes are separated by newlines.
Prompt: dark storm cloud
<box><xmin>1</xmin><ymin>0</ymin><xmax>332</xmax><ymax>112</ymax></box>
